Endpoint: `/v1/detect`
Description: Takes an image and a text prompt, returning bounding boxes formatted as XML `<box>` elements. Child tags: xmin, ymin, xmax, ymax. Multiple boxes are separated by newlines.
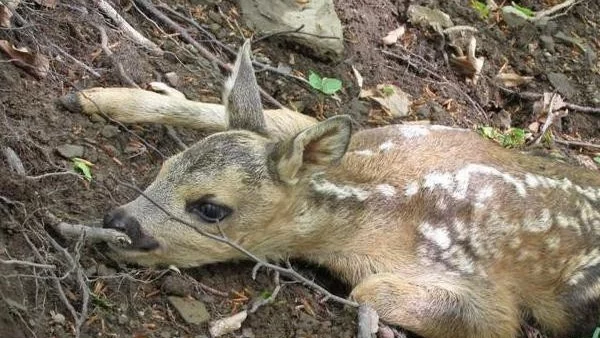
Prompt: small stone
<box><xmin>168</xmin><ymin>296</ymin><xmax>210</xmax><ymax>325</ymax></box>
<box><xmin>242</xmin><ymin>328</ymin><xmax>255</xmax><ymax>338</ymax></box>
<box><xmin>501</xmin><ymin>6</ymin><xmax>530</xmax><ymax>28</ymax></box>
<box><xmin>546</xmin><ymin>72</ymin><xmax>577</xmax><ymax>99</ymax></box>
<box><xmin>118</xmin><ymin>314</ymin><xmax>128</xmax><ymax>325</ymax></box>
<box><xmin>161</xmin><ymin>275</ymin><xmax>194</xmax><ymax>297</ymax></box>
<box><xmin>101</xmin><ymin>125</ymin><xmax>119</xmax><ymax>138</ymax></box>
<box><xmin>55</xmin><ymin>144</ymin><xmax>84</xmax><ymax>159</ymax></box>
<box><xmin>539</xmin><ymin>35</ymin><xmax>555</xmax><ymax>52</ymax></box>
<box><xmin>407</xmin><ymin>5</ymin><xmax>454</xmax><ymax>29</ymax></box>
<box><xmin>89</xmin><ymin>113</ymin><xmax>106</xmax><ymax>123</ymax></box>
<box><xmin>208</xmin><ymin>23</ymin><xmax>221</xmax><ymax>34</ymax></box>
<box><xmin>159</xmin><ymin>330</ymin><xmax>172</xmax><ymax>338</ymax></box>
<box><xmin>165</xmin><ymin>72</ymin><xmax>179</xmax><ymax>87</ymax></box>
<box><xmin>51</xmin><ymin>311</ymin><xmax>66</xmax><ymax>325</ymax></box>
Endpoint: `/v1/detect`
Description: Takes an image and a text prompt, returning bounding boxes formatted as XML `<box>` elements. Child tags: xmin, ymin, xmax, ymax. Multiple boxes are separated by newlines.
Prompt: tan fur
<box><xmin>62</xmin><ymin>42</ymin><xmax>600</xmax><ymax>338</ymax></box>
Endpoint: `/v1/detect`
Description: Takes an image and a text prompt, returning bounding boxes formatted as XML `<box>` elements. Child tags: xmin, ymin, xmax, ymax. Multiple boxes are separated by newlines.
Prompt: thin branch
<box><xmin>94</xmin><ymin>24</ymin><xmax>138</xmax><ymax>88</ymax></box>
<box><xmin>496</xmin><ymin>85</ymin><xmax>600</xmax><ymax>114</ymax></box>
<box><xmin>119</xmin><ymin>181</ymin><xmax>359</xmax><ymax>308</ymax></box>
<box><xmin>0</xmin><ymin>259</ymin><xmax>56</xmax><ymax>269</ymax></box>
<box><xmin>133</xmin><ymin>0</ymin><xmax>285</xmax><ymax>109</ymax></box>
<box><xmin>555</xmin><ymin>139</ymin><xmax>600</xmax><ymax>150</ymax></box>
<box><xmin>51</xmin><ymin>44</ymin><xmax>101</xmax><ymax>78</ymax></box>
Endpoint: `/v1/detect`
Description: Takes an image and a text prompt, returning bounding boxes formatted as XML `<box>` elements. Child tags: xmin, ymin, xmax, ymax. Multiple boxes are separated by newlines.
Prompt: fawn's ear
<box><xmin>222</xmin><ymin>39</ymin><xmax>266</xmax><ymax>133</ymax></box>
<box><xmin>271</xmin><ymin>115</ymin><xmax>353</xmax><ymax>184</ymax></box>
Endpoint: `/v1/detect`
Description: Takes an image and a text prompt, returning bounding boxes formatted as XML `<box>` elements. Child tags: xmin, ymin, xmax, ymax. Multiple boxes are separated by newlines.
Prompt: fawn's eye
<box><xmin>186</xmin><ymin>200</ymin><xmax>231</xmax><ymax>223</ymax></box>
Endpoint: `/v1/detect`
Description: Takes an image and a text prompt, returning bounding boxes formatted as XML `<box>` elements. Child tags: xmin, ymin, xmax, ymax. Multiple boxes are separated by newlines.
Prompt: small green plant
<box><xmin>380</xmin><ymin>84</ymin><xmax>396</xmax><ymax>97</ymax></box>
<box><xmin>471</xmin><ymin>0</ymin><xmax>490</xmax><ymax>19</ymax></box>
<box><xmin>308</xmin><ymin>70</ymin><xmax>342</xmax><ymax>95</ymax></box>
<box><xmin>72</xmin><ymin>157</ymin><xmax>93</xmax><ymax>181</ymax></box>
<box><xmin>511</xmin><ymin>2</ymin><xmax>535</xmax><ymax>17</ymax></box>
<box><xmin>479</xmin><ymin>126</ymin><xmax>528</xmax><ymax>148</ymax></box>
<box><xmin>594</xmin><ymin>156</ymin><xmax>600</xmax><ymax>165</ymax></box>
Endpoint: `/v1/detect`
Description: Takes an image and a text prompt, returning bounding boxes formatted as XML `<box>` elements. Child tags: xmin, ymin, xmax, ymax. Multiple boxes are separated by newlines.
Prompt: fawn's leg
<box><xmin>350</xmin><ymin>273</ymin><xmax>521</xmax><ymax>338</ymax></box>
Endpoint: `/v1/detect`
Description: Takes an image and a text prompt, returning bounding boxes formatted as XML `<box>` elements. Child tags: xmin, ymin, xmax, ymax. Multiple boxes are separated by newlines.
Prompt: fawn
<box><xmin>61</xmin><ymin>40</ymin><xmax>600</xmax><ymax>338</ymax></box>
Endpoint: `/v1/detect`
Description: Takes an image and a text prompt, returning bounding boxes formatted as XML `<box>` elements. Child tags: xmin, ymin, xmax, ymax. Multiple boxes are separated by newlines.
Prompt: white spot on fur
<box><xmin>454</xmin><ymin>164</ymin><xmax>526</xmax><ymax>199</ymax></box>
<box><xmin>524</xmin><ymin>208</ymin><xmax>552</xmax><ymax>232</ymax></box>
<box><xmin>476</xmin><ymin>186</ymin><xmax>494</xmax><ymax>202</ymax></box>
<box><xmin>419</xmin><ymin>222</ymin><xmax>452</xmax><ymax>250</ymax></box>
<box><xmin>310</xmin><ymin>176</ymin><xmax>370</xmax><ymax>201</ymax></box>
<box><xmin>545</xmin><ymin>235</ymin><xmax>560</xmax><ymax>251</ymax></box>
<box><xmin>424</xmin><ymin>172</ymin><xmax>455</xmax><ymax>192</ymax></box>
<box><xmin>398</xmin><ymin>125</ymin><xmax>429</xmax><ymax>138</ymax></box>
<box><xmin>353</xmin><ymin>149</ymin><xmax>374</xmax><ymax>156</ymax></box>
<box><xmin>376</xmin><ymin>184</ymin><xmax>396</xmax><ymax>197</ymax></box>
<box><xmin>379</xmin><ymin>140</ymin><xmax>395</xmax><ymax>152</ymax></box>
<box><xmin>453</xmin><ymin>219</ymin><xmax>467</xmax><ymax>241</ymax></box>
<box><xmin>509</xmin><ymin>236</ymin><xmax>522</xmax><ymax>249</ymax></box>
<box><xmin>525</xmin><ymin>173</ymin><xmax>540</xmax><ymax>188</ymax></box>
<box><xmin>405</xmin><ymin>181</ymin><xmax>419</xmax><ymax>197</ymax></box>
<box><xmin>441</xmin><ymin>245</ymin><xmax>475</xmax><ymax>274</ymax></box>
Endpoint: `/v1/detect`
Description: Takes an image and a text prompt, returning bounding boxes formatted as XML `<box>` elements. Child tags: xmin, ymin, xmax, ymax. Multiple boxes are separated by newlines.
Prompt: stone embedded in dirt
<box><xmin>101</xmin><ymin>125</ymin><xmax>120</xmax><ymax>138</ymax></box>
<box><xmin>539</xmin><ymin>35</ymin><xmax>555</xmax><ymax>52</ymax></box>
<box><xmin>165</xmin><ymin>72</ymin><xmax>179</xmax><ymax>87</ymax></box>
<box><xmin>546</xmin><ymin>72</ymin><xmax>577</xmax><ymax>99</ymax></box>
<box><xmin>161</xmin><ymin>275</ymin><xmax>194</xmax><ymax>297</ymax></box>
<box><xmin>501</xmin><ymin>6</ymin><xmax>530</xmax><ymax>28</ymax></box>
<box><xmin>407</xmin><ymin>5</ymin><xmax>454</xmax><ymax>31</ymax></box>
<box><xmin>167</xmin><ymin>296</ymin><xmax>210</xmax><ymax>325</ymax></box>
<box><xmin>55</xmin><ymin>144</ymin><xmax>84</xmax><ymax>159</ymax></box>
<box><xmin>237</xmin><ymin>0</ymin><xmax>344</xmax><ymax>61</ymax></box>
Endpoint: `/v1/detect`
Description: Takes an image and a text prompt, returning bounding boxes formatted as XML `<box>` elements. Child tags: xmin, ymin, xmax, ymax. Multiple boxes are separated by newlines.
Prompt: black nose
<box><xmin>103</xmin><ymin>209</ymin><xmax>160</xmax><ymax>251</ymax></box>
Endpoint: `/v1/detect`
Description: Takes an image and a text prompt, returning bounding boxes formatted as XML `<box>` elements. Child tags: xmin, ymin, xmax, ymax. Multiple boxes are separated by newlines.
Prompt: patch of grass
<box><xmin>593</xmin><ymin>156</ymin><xmax>600</xmax><ymax>165</ymax></box>
<box><xmin>479</xmin><ymin>126</ymin><xmax>528</xmax><ymax>148</ymax></box>
<box><xmin>308</xmin><ymin>70</ymin><xmax>342</xmax><ymax>95</ymax></box>
<box><xmin>72</xmin><ymin>157</ymin><xmax>93</xmax><ymax>181</ymax></box>
<box><xmin>471</xmin><ymin>0</ymin><xmax>490</xmax><ymax>19</ymax></box>
<box><xmin>511</xmin><ymin>2</ymin><xmax>535</xmax><ymax>17</ymax></box>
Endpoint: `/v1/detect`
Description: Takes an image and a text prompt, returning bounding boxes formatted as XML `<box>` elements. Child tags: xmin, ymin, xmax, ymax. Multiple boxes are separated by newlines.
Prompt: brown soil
<box><xmin>0</xmin><ymin>0</ymin><xmax>599</xmax><ymax>338</ymax></box>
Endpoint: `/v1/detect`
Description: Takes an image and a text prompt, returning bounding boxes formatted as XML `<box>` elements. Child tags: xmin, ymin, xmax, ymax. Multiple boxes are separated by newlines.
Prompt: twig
<box><xmin>534</xmin><ymin>0</ymin><xmax>580</xmax><ymax>20</ymax></box>
<box><xmin>26</xmin><ymin>171</ymin><xmax>81</xmax><ymax>180</ymax></box>
<box><xmin>531</xmin><ymin>93</ymin><xmax>565</xmax><ymax>145</ymax></box>
<box><xmin>496</xmin><ymin>85</ymin><xmax>600</xmax><ymax>114</ymax></box>
<box><xmin>119</xmin><ymin>181</ymin><xmax>359</xmax><ymax>308</ymax></box>
<box><xmin>249</xmin><ymin>271</ymin><xmax>281</xmax><ymax>313</ymax></box>
<box><xmin>44</xmin><ymin>211</ymin><xmax>132</xmax><ymax>246</ymax></box>
<box><xmin>95</xmin><ymin>24</ymin><xmax>138</xmax><ymax>88</ymax></box>
<box><xmin>555</xmin><ymin>139</ymin><xmax>600</xmax><ymax>150</ymax></box>
<box><xmin>51</xmin><ymin>44</ymin><xmax>101</xmax><ymax>78</ymax></box>
<box><xmin>93</xmin><ymin>0</ymin><xmax>163</xmax><ymax>55</ymax></box>
<box><xmin>133</xmin><ymin>0</ymin><xmax>285</xmax><ymax>109</ymax></box>
<box><xmin>0</xmin><ymin>259</ymin><xmax>56</xmax><ymax>270</ymax></box>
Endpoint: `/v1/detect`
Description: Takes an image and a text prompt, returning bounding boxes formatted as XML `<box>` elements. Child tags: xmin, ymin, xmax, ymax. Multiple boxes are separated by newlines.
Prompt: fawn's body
<box><xmin>61</xmin><ymin>41</ymin><xmax>600</xmax><ymax>338</ymax></box>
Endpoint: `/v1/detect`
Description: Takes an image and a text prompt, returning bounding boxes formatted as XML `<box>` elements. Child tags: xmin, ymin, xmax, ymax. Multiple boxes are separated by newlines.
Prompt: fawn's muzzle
<box><xmin>103</xmin><ymin>209</ymin><xmax>160</xmax><ymax>251</ymax></box>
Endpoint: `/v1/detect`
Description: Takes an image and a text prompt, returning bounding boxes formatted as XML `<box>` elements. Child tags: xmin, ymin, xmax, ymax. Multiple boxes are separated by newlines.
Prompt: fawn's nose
<box><xmin>103</xmin><ymin>209</ymin><xmax>159</xmax><ymax>251</ymax></box>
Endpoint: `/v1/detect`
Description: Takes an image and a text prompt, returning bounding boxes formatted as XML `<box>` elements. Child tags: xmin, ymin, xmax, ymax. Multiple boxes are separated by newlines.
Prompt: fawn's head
<box><xmin>103</xmin><ymin>41</ymin><xmax>352</xmax><ymax>267</ymax></box>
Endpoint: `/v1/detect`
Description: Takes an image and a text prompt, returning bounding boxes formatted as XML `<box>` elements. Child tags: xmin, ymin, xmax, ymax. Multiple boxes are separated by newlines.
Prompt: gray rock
<box><xmin>546</xmin><ymin>72</ymin><xmax>577</xmax><ymax>99</ymax></box>
<box><xmin>55</xmin><ymin>144</ymin><xmax>84</xmax><ymax>159</ymax></box>
<box><xmin>407</xmin><ymin>5</ymin><xmax>454</xmax><ymax>30</ymax></box>
<box><xmin>161</xmin><ymin>275</ymin><xmax>194</xmax><ymax>297</ymax></box>
<box><xmin>168</xmin><ymin>296</ymin><xmax>210</xmax><ymax>325</ymax></box>
<box><xmin>101</xmin><ymin>125</ymin><xmax>119</xmax><ymax>138</ymax></box>
<box><xmin>501</xmin><ymin>6</ymin><xmax>530</xmax><ymax>28</ymax></box>
<box><xmin>539</xmin><ymin>35</ymin><xmax>555</xmax><ymax>52</ymax></box>
<box><xmin>165</xmin><ymin>72</ymin><xmax>179</xmax><ymax>87</ymax></box>
<box><xmin>237</xmin><ymin>0</ymin><xmax>344</xmax><ymax>60</ymax></box>
<box><xmin>96</xmin><ymin>264</ymin><xmax>117</xmax><ymax>276</ymax></box>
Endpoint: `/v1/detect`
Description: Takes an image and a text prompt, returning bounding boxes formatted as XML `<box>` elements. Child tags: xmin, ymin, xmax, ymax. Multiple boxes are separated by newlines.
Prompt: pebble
<box><xmin>167</xmin><ymin>296</ymin><xmax>210</xmax><ymax>325</ymax></box>
<box><xmin>55</xmin><ymin>144</ymin><xmax>84</xmax><ymax>159</ymax></box>
<box><xmin>165</xmin><ymin>72</ymin><xmax>179</xmax><ymax>87</ymax></box>
<box><xmin>101</xmin><ymin>125</ymin><xmax>120</xmax><ymax>138</ymax></box>
<box><xmin>161</xmin><ymin>275</ymin><xmax>194</xmax><ymax>297</ymax></box>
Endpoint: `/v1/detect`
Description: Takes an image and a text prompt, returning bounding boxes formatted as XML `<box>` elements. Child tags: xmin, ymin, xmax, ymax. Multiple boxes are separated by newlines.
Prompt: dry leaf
<box><xmin>0</xmin><ymin>40</ymin><xmax>50</xmax><ymax>79</ymax></box>
<box><xmin>381</xmin><ymin>26</ymin><xmax>405</xmax><ymax>46</ymax></box>
<box><xmin>371</xmin><ymin>84</ymin><xmax>413</xmax><ymax>118</ymax></box>
<box><xmin>450</xmin><ymin>37</ymin><xmax>484</xmax><ymax>85</ymax></box>
<box><xmin>495</xmin><ymin>72</ymin><xmax>534</xmax><ymax>87</ymax></box>
<box><xmin>352</xmin><ymin>65</ymin><xmax>363</xmax><ymax>89</ymax></box>
<box><xmin>0</xmin><ymin>0</ymin><xmax>20</xmax><ymax>28</ymax></box>
<box><xmin>209</xmin><ymin>311</ymin><xmax>248</xmax><ymax>337</ymax></box>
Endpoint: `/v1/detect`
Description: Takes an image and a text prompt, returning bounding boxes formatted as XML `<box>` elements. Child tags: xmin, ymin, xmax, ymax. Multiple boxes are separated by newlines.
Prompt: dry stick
<box><xmin>133</xmin><ymin>0</ymin><xmax>285</xmax><ymax>110</ymax></box>
<box><xmin>555</xmin><ymin>139</ymin><xmax>600</xmax><ymax>150</ymax></box>
<box><xmin>532</xmin><ymin>93</ymin><xmax>561</xmax><ymax>145</ymax></box>
<box><xmin>496</xmin><ymin>85</ymin><xmax>600</xmax><ymax>114</ymax></box>
<box><xmin>157</xmin><ymin>4</ymin><xmax>313</xmax><ymax>89</ymax></box>
<box><xmin>119</xmin><ymin>181</ymin><xmax>359</xmax><ymax>308</ymax></box>
<box><xmin>534</xmin><ymin>0</ymin><xmax>580</xmax><ymax>20</ymax></box>
<box><xmin>45</xmin><ymin>210</ymin><xmax>132</xmax><ymax>246</ymax></box>
<box><xmin>93</xmin><ymin>0</ymin><xmax>163</xmax><ymax>55</ymax></box>
<box><xmin>51</xmin><ymin>44</ymin><xmax>101</xmax><ymax>78</ymax></box>
<box><xmin>0</xmin><ymin>259</ymin><xmax>56</xmax><ymax>270</ymax></box>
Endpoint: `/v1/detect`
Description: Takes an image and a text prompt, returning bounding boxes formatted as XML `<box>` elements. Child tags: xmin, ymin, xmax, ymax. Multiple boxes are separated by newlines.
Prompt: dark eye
<box><xmin>187</xmin><ymin>202</ymin><xmax>231</xmax><ymax>223</ymax></box>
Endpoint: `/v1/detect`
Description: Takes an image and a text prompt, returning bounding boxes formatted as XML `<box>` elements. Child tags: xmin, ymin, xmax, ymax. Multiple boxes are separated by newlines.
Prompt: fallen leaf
<box><xmin>381</xmin><ymin>26</ymin><xmax>405</xmax><ymax>46</ymax></box>
<box><xmin>351</xmin><ymin>65</ymin><xmax>363</xmax><ymax>89</ymax></box>
<box><xmin>0</xmin><ymin>40</ymin><xmax>50</xmax><ymax>79</ymax></box>
<box><xmin>495</xmin><ymin>72</ymin><xmax>534</xmax><ymax>87</ymax></box>
<box><xmin>370</xmin><ymin>84</ymin><xmax>413</xmax><ymax>118</ymax></box>
<box><xmin>0</xmin><ymin>0</ymin><xmax>20</xmax><ymax>28</ymax></box>
<box><xmin>450</xmin><ymin>37</ymin><xmax>484</xmax><ymax>84</ymax></box>
<box><xmin>209</xmin><ymin>311</ymin><xmax>248</xmax><ymax>337</ymax></box>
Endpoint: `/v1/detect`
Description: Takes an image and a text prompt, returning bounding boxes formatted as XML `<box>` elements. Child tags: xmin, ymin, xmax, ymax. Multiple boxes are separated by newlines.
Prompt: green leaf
<box><xmin>72</xmin><ymin>157</ymin><xmax>93</xmax><ymax>181</ymax></box>
<box><xmin>511</xmin><ymin>3</ymin><xmax>535</xmax><ymax>17</ymax></box>
<box><xmin>321</xmin><ymin>77</ymin><xmax>342</xmax><ymax>95</ymax></box>
<box><xmin>259</xmin><ymin>290</ymin><xmax>272</xmax><ymax>299</ymax></box>
<box><xmin>381</xmin><ymin>84</ymin><xmax>396</xmax><ymax>97</ymax></box>
<box><xmin>471</xmin><ymin>0</ymin><xmax>490</xmax><ymax>19</ymax></box>
<box><xmin>594</xmin><ymin>157</ymin><xmax>600</xmax><ymax>165</ymax></box>
<box><xmin>479</xmin><ymin>126</ymin><xmax>496</xmax><ymax>139</ymax></box>
<box><xmin>308</xmin><ymin>71</ymin><xmax>322</xmax><ymax>90</ymax></box>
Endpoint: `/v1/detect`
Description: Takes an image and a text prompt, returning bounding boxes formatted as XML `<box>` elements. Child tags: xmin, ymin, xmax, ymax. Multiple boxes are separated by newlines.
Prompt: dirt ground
<box><xmin>0</xmin><ymin>0</ymin><xmax>599</xmax><ymax>337</ymax></box>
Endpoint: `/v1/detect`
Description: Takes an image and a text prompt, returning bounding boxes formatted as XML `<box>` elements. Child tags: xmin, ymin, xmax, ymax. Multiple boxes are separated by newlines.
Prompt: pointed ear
<box><xmin>222</xmin><ymin>39</ymin><xmax>266</xmax><ymax>133</ymax></box>
<box><xmin>272</xmin><ymin>115</ymin><xmax>353</xmax><ymax>184</ymax></box>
